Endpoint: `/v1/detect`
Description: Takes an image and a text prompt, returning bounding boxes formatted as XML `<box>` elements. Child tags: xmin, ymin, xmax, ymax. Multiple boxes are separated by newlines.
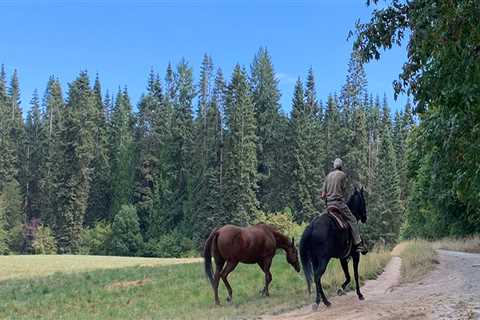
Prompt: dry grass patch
<box><xmin>105</xmin><ymin>278</ymin><xmax>152</xmax><ymax>290</ymax></box>
<box><xmin>433</xmin><ymin>236</ymin><xmax>480</xmax><ymax>253</ymax></box>
<box><xmin>399</xmin><ymin>240</ymin><xmax>438</xmax><ymax>283</ymax></box>
<box><xmin>0</xmin><ymin>255</ymin><xmax>201</xmax><ymax>281</ymax></box>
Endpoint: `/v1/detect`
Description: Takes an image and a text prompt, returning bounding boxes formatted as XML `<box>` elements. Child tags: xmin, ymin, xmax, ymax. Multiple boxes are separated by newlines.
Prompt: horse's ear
<box><xmin>354</xmin><ymin>185</ymin><xmax>358</xmax><ymax>192</ymax></box>
<box><xmin>291</xmin><ymin>237</ymin><xmax>295</xmax><ymax>246</ymax></box>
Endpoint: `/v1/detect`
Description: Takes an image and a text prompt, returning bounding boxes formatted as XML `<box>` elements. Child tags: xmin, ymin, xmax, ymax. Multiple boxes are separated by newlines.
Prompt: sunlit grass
<box><xmin>398</xmin><ymin>240</ymin><xmax>438</xmax><ymax>283</ymax></box>
<box><xmin>0</xmin><ymin>250</ymin><xmax>390</xmax><ymax>319</ymax></box>
<box><xmin>0</xmin><ymin>255</ymin><xmax>201</xmax><ymax>281</ymax></box>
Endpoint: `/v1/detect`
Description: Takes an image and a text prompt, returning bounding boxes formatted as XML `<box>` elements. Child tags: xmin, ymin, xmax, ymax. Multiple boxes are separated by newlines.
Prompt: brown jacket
<box><xmin>322</xmin><ymin>169</ymin><xmax>347</xmax><ymax>203</ymax></box>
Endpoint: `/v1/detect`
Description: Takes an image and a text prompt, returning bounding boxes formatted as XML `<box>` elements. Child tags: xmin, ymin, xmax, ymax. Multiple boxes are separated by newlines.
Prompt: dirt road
<box><xmin>263</xmin><ymin>250</ymin><xmax>480</xmax><ymax>320</ymax></box>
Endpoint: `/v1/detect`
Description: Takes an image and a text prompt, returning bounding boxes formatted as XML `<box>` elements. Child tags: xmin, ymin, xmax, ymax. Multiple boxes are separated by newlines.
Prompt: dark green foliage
<box><xmin>55</xmin><ymin>71</ymin><xmax>96</xmax><ymax>253</ymax></box>
<box><xmin>2</xmin><ymin>179</ymin><xmax>23</xmax><ymax>231</ymax></box>
<box><xmin>356</xmin><ymin>0</ymin><xmax>480</xmax><ymax>238</ymax></box>
<box><xmin>23</xmin><ymin>91</ymin><xmax>43</xmax><ymax>221</ymax></box>
<box><xmin>109</xmin><ymin>88</ymin><xmax>136</xmax><ymax>220</ymax></box>
<box><xmin>191</xmin><ymin>67</ymin><xmax>226</xmax><ymax>244</ymax></box>
<box><xmin>79</xmin><ymin>221</ymin><xmax>112</xmax><ymax>255</ymax></box>
<box><xmin>134</xmin><ymin>69</ymin><xmax>171</xmax><ymax>238</ymax></box>
<box><xmin>0</xmin><ymin>68</ymin><xmax>23</xmax><ymax>190</ymax></box>
<box><xmin>39</xmin><ymin>77</ymin><xmax>64</xmax><ymax>227</ymax></box>
<box><xmin>289</xmin><ymin>75</ymin><xmax>323</xmax><ymax>222</ymax></box>
<box><xmin>110</xmin><ymin>205</ymin><xmax>143</xmax><ymax>256</ymax></box>
<box><xmin>168</xmin><ymin>60</ymin><xmax>195</xmax><ymax>233</ymax></box>
<box><xmin>0</xmin><ymin>192</ymin><xmax>9</xmax><ymax>254</ymax></box>
<box><xmin>143</xmin><ymin>231</ymin><xmax>195</xmax><ymax>258</ymax></box>
<box><xmin>85</xmin><ymin>76</ymin><xmax>111</xmax><ymax>226</ymax></box>
<box><xmin>223</xmin><ymin>65</ymin><xmax>259</xmax><ymax>225</ymax></box>
<box><xmin>250</xmin><ymin>48</ymin><xmax>289</xmax><ymax>212</ymax></box>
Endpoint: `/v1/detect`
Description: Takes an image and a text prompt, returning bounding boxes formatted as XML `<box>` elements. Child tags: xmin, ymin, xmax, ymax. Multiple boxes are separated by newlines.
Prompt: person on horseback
<box><xmin>321</xmin><ymin>158</ymin><xmax>367</xmax><ymax>254</ymax></box>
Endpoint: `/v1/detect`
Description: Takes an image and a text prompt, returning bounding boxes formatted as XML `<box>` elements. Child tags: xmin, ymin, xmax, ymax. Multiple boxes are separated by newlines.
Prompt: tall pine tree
<box><xmin>224</xmin><ymin>65</ymin><xmax>258</xmax><ymax>225</ymax></box>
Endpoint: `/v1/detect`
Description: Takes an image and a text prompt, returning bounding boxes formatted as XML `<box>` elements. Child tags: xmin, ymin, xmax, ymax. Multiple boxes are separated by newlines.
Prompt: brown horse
<box><xmin>203</xmin><ymin>224</ymin><xmax>301</xmax><ymax>305</ymax></box>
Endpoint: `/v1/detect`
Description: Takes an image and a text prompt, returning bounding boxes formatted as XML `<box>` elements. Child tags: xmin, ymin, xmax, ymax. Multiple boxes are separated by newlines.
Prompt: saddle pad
<box><xmin>326</xmin><ymin>206</ymin><xmax>349</xmax><ymax>230</ymax></box>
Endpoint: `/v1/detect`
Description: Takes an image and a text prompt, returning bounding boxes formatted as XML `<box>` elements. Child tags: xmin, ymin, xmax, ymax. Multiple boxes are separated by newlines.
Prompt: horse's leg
<box><xmin>338</xmin><ymin>258</ymin><xmax>351</xmax><ymax>295</ymax></box>
<box><xmin>220</xmin><ymin>261</ymin><xmax>238</xmax><ymax>303</ymax></box>
<box><xmin>258</xmin><ymin>258</ymin><xmax>273</xmax><ymax>297</ymax></box>
<box><xmin>313</xmin><ymin>257</ymin><xmax>331</xmax><ymax>309</ymax></box>
<box><xmin>352</xmin><ymin>252</ymin><xmax>364</xmax><ymax>300</ymax></box>
<box><xmin>213</xmin><ymin>258</ymin><xmax>225</xmax><ymax>305</ymax></box>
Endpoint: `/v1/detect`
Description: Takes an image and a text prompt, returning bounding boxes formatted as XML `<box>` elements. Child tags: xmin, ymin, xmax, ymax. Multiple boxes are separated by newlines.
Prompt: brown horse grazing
<box><xmin>203</xmin><ymin>224</ymin><xmax>301</xmax><ymax>305</ymax></box>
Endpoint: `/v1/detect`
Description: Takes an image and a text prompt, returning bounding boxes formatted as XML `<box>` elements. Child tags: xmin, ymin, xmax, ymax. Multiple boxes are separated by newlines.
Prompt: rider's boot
<box><xmin>355</xmin><ymin>239</ymin><xmax>368</xmax><ymax>255</ymax></box>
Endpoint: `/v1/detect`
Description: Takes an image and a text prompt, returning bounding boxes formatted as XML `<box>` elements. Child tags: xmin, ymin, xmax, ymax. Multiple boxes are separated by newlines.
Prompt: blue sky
<box><xmin>1</xmin><ymin>0</ymin><xmax>409</xmax><ymax>113</ymax></box>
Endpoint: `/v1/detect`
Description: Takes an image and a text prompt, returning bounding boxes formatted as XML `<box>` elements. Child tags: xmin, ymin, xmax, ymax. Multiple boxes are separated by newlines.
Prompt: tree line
<box><xmin>0</xmin><ymin>48</ymin><xmax>413</xmax><ymax>256</ymax></box>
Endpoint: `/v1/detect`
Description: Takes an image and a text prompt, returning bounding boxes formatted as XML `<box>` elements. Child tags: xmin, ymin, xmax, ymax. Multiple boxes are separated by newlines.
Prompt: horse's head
<box><xmin>286</xmin><ymin>237</ymin><xmax>301</xmax><ymax>272</ymax></box>
<box><xmin>349</xmin><ymin>186</ymin><xmax>367</xmax><ymax>223</ymax></box>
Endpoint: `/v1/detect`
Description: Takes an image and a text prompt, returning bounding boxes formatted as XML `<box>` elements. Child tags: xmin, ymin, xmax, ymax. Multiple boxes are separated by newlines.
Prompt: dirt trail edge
<box><xmin>263</xmin><ymin>250</ymin><xmax>480</xmax><ymax>320</ymax></box>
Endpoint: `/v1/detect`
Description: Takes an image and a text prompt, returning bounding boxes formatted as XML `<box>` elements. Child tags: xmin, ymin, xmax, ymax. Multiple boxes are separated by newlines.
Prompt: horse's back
<box><xmin>215</xmin><ymin>224</ymin><xmax>276</xmax><ymax>263</ymax></box>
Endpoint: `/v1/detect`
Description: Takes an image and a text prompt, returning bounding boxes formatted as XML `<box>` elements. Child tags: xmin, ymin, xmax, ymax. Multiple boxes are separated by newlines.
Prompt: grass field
<box><xmin>0</xmin><ymin>255</ymin><xmax>201</xmax><ymax>281</ymax></box>
<box><xmin>0</xmin><ymin>250</ymin><xmax>390</xmax><ymax>319</ymax></box>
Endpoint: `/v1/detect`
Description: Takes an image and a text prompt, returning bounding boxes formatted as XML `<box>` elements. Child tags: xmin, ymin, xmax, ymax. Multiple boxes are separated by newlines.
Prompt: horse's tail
<box><xmin>300</xmin><ymin>222</ymin><xmax>314</xmax><ymax>294</ymax></box>
<box><xmin>203</xmin><ymin>228</ymin><xmax>219</xmax><ymax>287</ymax></box>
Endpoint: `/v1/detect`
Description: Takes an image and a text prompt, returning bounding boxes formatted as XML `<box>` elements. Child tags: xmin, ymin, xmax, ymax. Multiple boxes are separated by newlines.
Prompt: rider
<box><xmin>321</xmin><ymin>158</ymin><xmax>367</xmax><ymax>254</ymax></box>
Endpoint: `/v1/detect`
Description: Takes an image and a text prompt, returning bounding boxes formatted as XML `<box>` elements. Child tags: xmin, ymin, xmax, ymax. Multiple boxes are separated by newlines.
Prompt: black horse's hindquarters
<box><xmin>310</xmin><ymin>214</ymin><xmax>352</xmax><ymax>259</ymax></box>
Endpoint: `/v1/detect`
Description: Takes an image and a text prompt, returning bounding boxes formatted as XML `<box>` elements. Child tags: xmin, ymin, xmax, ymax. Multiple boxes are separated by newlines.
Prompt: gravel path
<box><xmin>263</xmin><ymin>250</ymin><xmax>480</xmax><ymax>320</ymax></box>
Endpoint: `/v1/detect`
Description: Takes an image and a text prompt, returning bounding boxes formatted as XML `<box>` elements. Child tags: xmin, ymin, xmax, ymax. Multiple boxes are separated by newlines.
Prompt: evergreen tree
<box><xmin>193</xmin><ymin>54</ymin><xmax>214</xmax><ymax>181</ymax></box>
<box><xmin>39</xmin><ymin>77</ymin><xmax>64</xmax><ymax>226</ymax></box>
<box><xmin>303</xmin><ymin>69</ymin><xmax>324</xmax><ymax>211</ymax></box>
<box><xmin>250</xmin><ymin>48</ymin><xmax>288</xmax><ymax>212</ymax></box>
<box><xmin>192</xmin><ymin>68</ymin><xmax>225</xmax><ymax>243</ymax></box>
<box><xmin>109</xmin><ymin>88</ymin><xmax>136</xmax><ymax>220</ymax></box>
<box><xmin>168</xmin><ymin>59</ymin><xmax>195</xmax><ymax>232</ymax></box>
<box><xmin>0</xmin><ymin>192</ymin><xmax>8</xmax><ymax>254</ymax></box>
<box><xmin>55</xmin><ymin>71</ymin><xmax>95</xmax><ymax>253</ymax></box>
<box><xmin>0</xmin><ymin>68</ymin><xmax>23</xmax><ymax>189</ymax></box>
<box><xmin>2</xmin><ymin>179</ymin><xmax>24</xmax><ymax>230</ymax></box>
<box><xmin>134</xmin><ymin>69</ymin><xmax>174</xmax><ymax>239</ymax></box>
<box><xmin>290</xmin><ymin>79</ymin><xmax>315</xmax><ymax>222</ymax></box>
<box><xmin>365</xmin><ymin>99</ymin><xmax>403</xmax><ymax>245</ymax></box>
<box><xmin>23</xmin><ymin>91</ymin><xmax>43</xmax><ymax>221</ymax></box>
<box><xmin>323</xmin><ymin>94</ymin><xmax>342</xmax><ymax>174</ymax></box>
<box><xmin>341</xmin><ymin>51</ymin><xmax>369</xmax><ymax>190</ymax></box>
<box><xmin>224</xmin><ymin>65</ymin><xmax>258</xmax><ymax>225</ymax></box>
<box><xmin>85</xmin><ymin>76</ymin><xmax>111</xmax><ymax>225</ymax></box>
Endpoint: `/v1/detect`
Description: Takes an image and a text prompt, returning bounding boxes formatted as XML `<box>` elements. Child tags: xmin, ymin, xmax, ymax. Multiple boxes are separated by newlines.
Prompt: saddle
<box><xmin>326</xmin><ymin>205</ymin><xmax>349</xmax><ymax>230</ymax></box>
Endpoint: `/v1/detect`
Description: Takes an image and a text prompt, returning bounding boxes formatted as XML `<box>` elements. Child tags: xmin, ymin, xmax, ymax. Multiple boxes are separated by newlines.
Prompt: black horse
<box><xmin>300</xmin><ymin>187</ymin><xmax>367</xmax><ymax>309</ymax></box>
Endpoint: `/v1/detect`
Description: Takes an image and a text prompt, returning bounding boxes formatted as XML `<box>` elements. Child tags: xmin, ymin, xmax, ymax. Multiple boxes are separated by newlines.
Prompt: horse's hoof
<box><xmin>337</xmin><ymin>288</ymin><xmax>345</xmax><ymax>296</ymax></box>
<box><xmin>312</xmin><ymin>303</ymin><xmax>319</xmax><ymax>311</ymax></box>
<box><xmin>358</xmin><ymin>294</ymin><xmax>365</xmax><ymax>301</ymax></box>
<box><xmin>324</xmin><ymin>300</ymin><xmax>332</xmax><ymax>307</ymax></box>
<box><xmin>215</xmin><ymin>301</ymin><xmax>221</xmax><ymax>306</ymax></box>
<box><xmin>226</xmin><ymin>296</ymin><xmax>232</xmax><ymax>303</ymax></box>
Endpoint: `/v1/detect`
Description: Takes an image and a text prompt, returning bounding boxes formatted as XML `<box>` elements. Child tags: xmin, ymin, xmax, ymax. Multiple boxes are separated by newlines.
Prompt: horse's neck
<box><xmin>271</xmin><ymin>229</ymin><xmax>289</xmax><ymax>250</ymax></box>
<box><xmin>347</xmin><ymin>197</ymin><xmax>358</xmax><ymax>220</ymax></box>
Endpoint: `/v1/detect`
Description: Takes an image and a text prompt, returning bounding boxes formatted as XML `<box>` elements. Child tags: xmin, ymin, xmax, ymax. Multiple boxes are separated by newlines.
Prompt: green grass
<box><xmin>0</xmin><ymin>251</ymin><xmax>390</xmax><ymax>320</ymax></box>
<box><xmin>0</xmin><ymin>255</ymin><xmax>201</xmax><ymax>281</ymax></box>
<box><xmin>399</xmin><ymin>240</ymin><xmax>438</xmax><ymax>283</ymax></box>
